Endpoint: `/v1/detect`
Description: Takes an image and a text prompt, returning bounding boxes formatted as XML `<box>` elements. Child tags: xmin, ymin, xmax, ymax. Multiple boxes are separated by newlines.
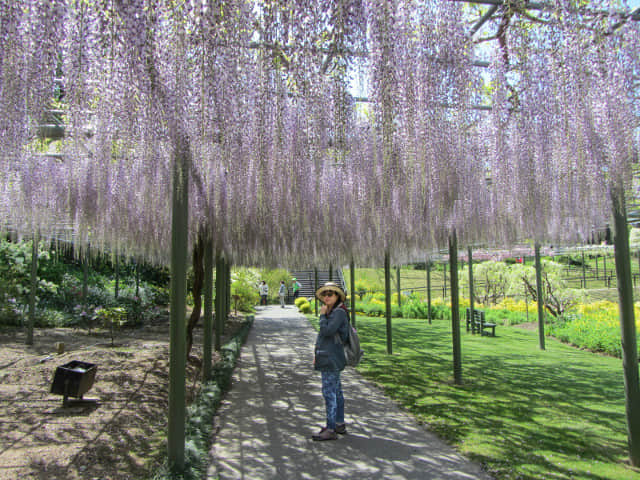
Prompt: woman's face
<box><xmin>321</xmin><ymin>290</ymin><xmax>338</xmax><ymax>308</ymax></box>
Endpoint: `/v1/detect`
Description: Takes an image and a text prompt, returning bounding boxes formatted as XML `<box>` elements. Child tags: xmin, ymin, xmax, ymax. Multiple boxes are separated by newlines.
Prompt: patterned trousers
<box><xmin>321</xmin><ymin>371</ymin><xmax>344</xmax><ymax>430</ymax></box>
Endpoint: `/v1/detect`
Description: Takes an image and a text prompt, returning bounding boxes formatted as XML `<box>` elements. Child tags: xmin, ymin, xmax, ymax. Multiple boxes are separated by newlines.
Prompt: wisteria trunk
<box><xmin>187</xmin><ymin>233</ymin><xmax>205</xmax><ymax>359</ymax></box>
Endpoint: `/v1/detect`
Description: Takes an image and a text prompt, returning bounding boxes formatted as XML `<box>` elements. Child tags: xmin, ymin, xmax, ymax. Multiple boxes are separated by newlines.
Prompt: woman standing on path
<box><xmin>312</xmin><ymin>282</ymin><xmax>349</xmax><ymax>441</ymax></box>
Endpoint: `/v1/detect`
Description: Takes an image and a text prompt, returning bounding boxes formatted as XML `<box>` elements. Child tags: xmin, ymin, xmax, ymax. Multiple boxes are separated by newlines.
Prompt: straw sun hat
<box><xmin>315</xmin><ymin>282</ymin><xmax>346</xmax><ymax>302</ymax></box>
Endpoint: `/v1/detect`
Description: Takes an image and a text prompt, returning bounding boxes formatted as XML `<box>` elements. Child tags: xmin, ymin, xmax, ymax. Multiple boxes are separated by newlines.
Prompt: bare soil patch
<box><xmin>0</xmin><ymin>315</ymin><xmax>243</xmax><ymax>480</ymax></box>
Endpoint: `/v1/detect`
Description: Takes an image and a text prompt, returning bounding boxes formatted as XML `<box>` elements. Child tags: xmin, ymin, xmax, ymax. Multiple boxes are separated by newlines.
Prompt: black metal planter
<box><xmin>50</xmin><ymin>360</ymin><xmax>97</xmax><ymax>407</ymax></box>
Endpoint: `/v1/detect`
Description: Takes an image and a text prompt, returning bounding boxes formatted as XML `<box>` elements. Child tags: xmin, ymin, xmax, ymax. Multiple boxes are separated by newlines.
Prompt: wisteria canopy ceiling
<box><xmin>0</xmin><ymin>0</ymin><xmax>638</xmax><ymax>268</ymax></box>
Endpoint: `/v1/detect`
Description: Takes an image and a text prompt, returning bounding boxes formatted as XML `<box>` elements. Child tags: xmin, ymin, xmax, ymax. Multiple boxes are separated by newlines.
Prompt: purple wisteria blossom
<box><xmin>0</xmin><ymin>0</ymin><xmax>636</xmax><ymax>268</ymax></box>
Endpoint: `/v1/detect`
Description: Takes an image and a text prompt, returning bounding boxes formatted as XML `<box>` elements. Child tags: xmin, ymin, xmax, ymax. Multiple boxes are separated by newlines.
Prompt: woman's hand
<box><xmin>319</xmin><ymin>304</ymin><xmax>327</xmax><ymax>315</ymax></box>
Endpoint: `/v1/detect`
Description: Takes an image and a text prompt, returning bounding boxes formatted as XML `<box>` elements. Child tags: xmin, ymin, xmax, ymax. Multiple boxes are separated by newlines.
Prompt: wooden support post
<box><xmin>426</xmin><ymin>259</ymin><xmax>432</xmax><ymax>325</ymax></box>
<box><xmin>385</xmin><ymin>250</ymin><xmax>392</xmax><ymax>355</ymax></box>
<box><xmin>314</xmin><ymin>268</ymin><xmax>318</xmax><ymax>316</ymax></box>
<box><xmin>27</xmin><ymin>230</ymin><xmax>39</xmax><ymax>346</ymax></box>
<box><xmin>612</xmin><ymin>191</ymin><xmax>640</xmax><ymax>467</ymax></box>
<box><xmin>582</xmin><ymin>251</ymin><xmax>587</xmax><ymax>288</ymax></box>
<box><xmin>203</xmin><ymin>235</ymin><xmax>213</xmax><ymax>381</ymax></box>
<box><xmin>468</xmin><ymin>247</ymin><xmax>475</xmax><ymax>334</ymax></box>
<box><xmin>114</xmin><ymin>248</ymin><xmax>119</xmax><ymax>299</ymax></box>
<box><xmin>396</xmin><ymin>266</ymin><xmax>401</xmax><ymax>307</ymax></box>
<box><xmin>350</xmin><ymin>259</ymin><xmax>356</xmax><ymax>328</ymax></box>
<box><xmin>228</xmin><ymin>258</ymin><xmax>231</xmax><ymax>322</ymax></box>
<box><xmin>449</xmin><ymin>231</ymin><xmax>462</xmax><ymax>385</ymax></box>
<box><xmin>168</xmin><ymin>134</ymin><xmax>189</xmax><ymax>473</ymax></box>
<box><xmin>535</xmin><ymin>243</ymin><xmax>545</xmax><ymax>350</ymax></box>
<box><xmin>82</xmin><ymin>245</ymin><xmax>89</xmax><ymax>301</ymax></box>
<box><xmin>443</xmin><ymin>262</ymin><xmax>447</xmax><ymax>298</ymax></box>
<box><xmin>214</xmin><ymin>252</ymin><xmax>223</xmax><ymax>352</ymax></box>
<box><xmin>135</xmin><ymin>260</ymin><xmax>140</xmax><ymax>299</ymax></box>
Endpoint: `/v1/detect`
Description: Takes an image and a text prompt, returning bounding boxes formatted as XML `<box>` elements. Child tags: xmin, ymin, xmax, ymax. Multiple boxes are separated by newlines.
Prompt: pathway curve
<box><xmin>208</xmin><ymin>305</ymin><xmax>493</xmax><ymax>480</ymax></box>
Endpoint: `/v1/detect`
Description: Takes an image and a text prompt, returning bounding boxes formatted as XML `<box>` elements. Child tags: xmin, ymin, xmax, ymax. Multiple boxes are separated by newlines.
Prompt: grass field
<box><xmin>318</xmin><ymin>314</ymin><xmax>640</xmax><ymax>480</ymax></box>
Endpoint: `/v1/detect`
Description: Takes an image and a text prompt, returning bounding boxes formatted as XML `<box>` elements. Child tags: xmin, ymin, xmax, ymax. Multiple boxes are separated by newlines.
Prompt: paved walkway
<box><xmin>208</xmin><ymin>306</ymin><xmax>493</xmax><ymax>480</ymax></box>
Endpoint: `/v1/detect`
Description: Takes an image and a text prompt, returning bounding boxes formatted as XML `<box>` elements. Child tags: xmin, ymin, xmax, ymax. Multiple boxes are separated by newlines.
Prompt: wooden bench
<box><xmin>465</xmin><ymin>308</ymin><xmax>497</xmax><ymax>337</ymax></box>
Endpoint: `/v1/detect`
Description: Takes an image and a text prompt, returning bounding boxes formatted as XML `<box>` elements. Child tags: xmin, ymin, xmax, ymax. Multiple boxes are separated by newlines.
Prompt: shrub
<box><xmin>294</xmin><ymin>297</ymin><xmax>308</xmax><ymax>307</ymax></box>
<box><xmin>401</xmin><ymin>298</ymin><xmax>430</xmax><ymax>319</ymax></box>
<box><xmin>230</xmin><ymin>268</ymin><xmax>260</xmax><ymax>311</ymax></box>
<box><xmin>429</xmin><ymin>300</ymin><xmax>451</xmax><ymax>320</ymax></box>
<box><xmin>95</xmin><ymin>306</ymin><xmax>127</xmax><ymax>345</ymax></box>
<box><xmin>0</xmin><ymin>295</ymin><xmax>24</xmax><ymax>326</ymax></box>
<box><xmin>485</xmin><ymin>307</ymin><xmax>530</xmax><ymax>326</ymax></box>
<box><xmin>361</xmin><ymin>301</ymin><xmax>384</xmax><ymax>317</ymax></box>
<box><xmin>298</xmin><ymin>301</ymin><xmax>312</xmax><ymax>314</ymax></box>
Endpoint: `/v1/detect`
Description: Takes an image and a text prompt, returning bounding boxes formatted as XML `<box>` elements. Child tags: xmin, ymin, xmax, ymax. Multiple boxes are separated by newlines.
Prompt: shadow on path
<box><xmin>208</xmin><ymin>306</ymin><xmax>493</xmax><ymax>480</ymax></box>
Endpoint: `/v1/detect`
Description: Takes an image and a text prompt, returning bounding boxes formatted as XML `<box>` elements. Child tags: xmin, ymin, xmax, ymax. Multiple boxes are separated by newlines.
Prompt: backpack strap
<box><xmin>335</xmin><ymin>302</ymin><xmax>350</xmax><ymax>343</ymax></box>
<box><xmin>337</xmin><ymin>302</ymin><xmax>351</xmax><ymax>324</ymax></box>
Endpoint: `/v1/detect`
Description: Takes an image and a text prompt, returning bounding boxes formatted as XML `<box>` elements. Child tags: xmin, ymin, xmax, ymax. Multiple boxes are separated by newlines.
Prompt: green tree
<box><xmin>507</xmin><ymin>261</ymin><xmax>585</xmax><ymax>317</ymax></box>
<box><xmin>460</xmin><ymin>260</ymin><xmax>509</xmax><ymax>305</ymax></box>
<box><xmin>230</xmin><ymin>268</ymin><xmax>260</xmax><ymax>311</ymax></box>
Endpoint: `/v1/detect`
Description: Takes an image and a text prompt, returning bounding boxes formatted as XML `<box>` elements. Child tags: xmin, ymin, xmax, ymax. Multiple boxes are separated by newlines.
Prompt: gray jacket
<box><xmin>314</xmin><ymin>305</ymin><xmax>349</xmax><ymax>372</ymax></box>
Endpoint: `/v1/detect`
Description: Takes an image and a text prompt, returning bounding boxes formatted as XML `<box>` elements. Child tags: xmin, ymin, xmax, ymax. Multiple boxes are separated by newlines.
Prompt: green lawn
<box><xmin>342</xmin><ymin>315</ymin><xmax>639</xmax><ymax>480</ymax></box>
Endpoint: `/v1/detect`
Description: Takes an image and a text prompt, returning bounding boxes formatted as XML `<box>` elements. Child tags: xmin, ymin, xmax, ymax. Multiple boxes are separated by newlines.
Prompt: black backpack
<box><xmin>336</xmin><ymin>304</ymin><xmax>363</xmax><ymax>367</ymax></box>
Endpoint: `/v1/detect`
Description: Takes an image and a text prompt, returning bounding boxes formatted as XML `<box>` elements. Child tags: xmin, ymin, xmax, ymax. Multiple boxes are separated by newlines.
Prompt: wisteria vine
<box><xmin>0</xmin><ymin>0</ymin><xmax>637</xmax><ymax>268</ymax></box>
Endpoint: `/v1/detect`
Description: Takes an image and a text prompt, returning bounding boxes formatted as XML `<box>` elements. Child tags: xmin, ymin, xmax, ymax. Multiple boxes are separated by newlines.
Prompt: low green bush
<box><xmin>298</xmin><ymin>301</ymin><xmax>311</xmax><ymax>314</ymax></box>
<box><xmin>361</xmin><ymin>300</ymin><xmax>385</xmax><ymax>316</ymax></box>
<box><xmin>230</xmin><ymin>268</ymin><xmax>260</xmax><ymax>311</ymax></box>
<box><xmin>294</xmin><ymin>297</ymin><xmax>308</xmax><ymax>307</ymax></box>
<box><xmin>484</xmin><ymin>308</ymin><xmax>529</xmax><ymax>326</ymax></box>
<box><xmin>401</xmin><ymin>297</ymin><xmax>430</xmax><ymax>319</ymax></box>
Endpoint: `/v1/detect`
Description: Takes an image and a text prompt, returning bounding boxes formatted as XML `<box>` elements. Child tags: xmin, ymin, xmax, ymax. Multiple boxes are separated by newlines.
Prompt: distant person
<box><xmin>312</xmin><ymin>282</ymin><xmax>349</xmax><ymax>441</ymax></box>
<box><xmin>292</xmin><ymin>278</ymin><xmax>301</xmax><ymax>300</ymax></box>
<box><xmin>279</xmin><ymin>280</ymin><xmax>286</xmax><ymax>308</ymax></box>
<box><xmin>259</xmin><ymin>281</ymin><xmax>268</xmax><ymax>306</ymax></box>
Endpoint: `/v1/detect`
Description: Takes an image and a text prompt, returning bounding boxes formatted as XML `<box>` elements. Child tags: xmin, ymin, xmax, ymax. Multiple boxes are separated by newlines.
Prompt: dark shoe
<box><xmin>335</xmin><ymin>423</ymin><xmax>346</xmax><ymax>434</ymax></box>
<box><xmin>312</xmin><ymin>427</ymin><xmax>337</xmax><ymax>441</ymax></box>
